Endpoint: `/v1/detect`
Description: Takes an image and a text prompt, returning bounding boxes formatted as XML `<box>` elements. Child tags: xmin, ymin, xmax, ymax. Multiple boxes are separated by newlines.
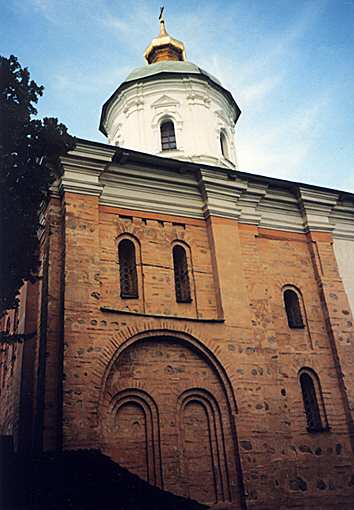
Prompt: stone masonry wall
<box><xmin>0</xmin><ymin>306</ymin><xmax>22</xmax><ymax>442</ymax></box>
<box><xmin>0</xmin><ymin>196</ymin><xmax>64</xmax><ymax>452</ymax></box>
<box><xmin>2</xmin><ymin>189</ymin><xmax>352</xmax><ymax>509</ymax></box>
<box><xmin>58</xmin><ymin>193</ymin><xmax>354</xmax><ymax>510</ymax></box>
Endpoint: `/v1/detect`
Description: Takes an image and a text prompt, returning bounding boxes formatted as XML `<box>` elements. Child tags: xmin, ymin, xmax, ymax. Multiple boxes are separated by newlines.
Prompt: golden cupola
<box><xmin>144</xmin><ymin>8</ymin><xmax>186</xmax><ymax>64</ymax></box>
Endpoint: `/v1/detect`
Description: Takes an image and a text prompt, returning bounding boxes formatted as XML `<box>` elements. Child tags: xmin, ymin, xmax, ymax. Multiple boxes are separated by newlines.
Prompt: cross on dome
<box><xmin>144</xmin><ymin>7</ymin><xmax>186</xmax><ymax>64</ymax></box>
<box><xmin>159</xmin><ymin>6</ymin><xmax>167</xmax><ymax>36</ymax></box>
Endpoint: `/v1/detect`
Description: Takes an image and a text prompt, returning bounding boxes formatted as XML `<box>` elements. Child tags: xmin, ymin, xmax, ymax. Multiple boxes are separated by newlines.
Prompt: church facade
<box><xmin>1</xmin><ymin>16</ymin><xmax>354</xmax><ymax>510</ymax></box>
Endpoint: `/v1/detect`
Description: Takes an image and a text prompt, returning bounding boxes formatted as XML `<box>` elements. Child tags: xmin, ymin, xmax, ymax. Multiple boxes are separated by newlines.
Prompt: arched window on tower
<box><xmin>118</xmin><ymin>239</ymin><xmax>138</xmax><ymax>299</ymax></box>
<box><xmin>160</xmin><ymin>120</ymin><xmax>177</xmax><ymax>151</ymax></box>
<box><xmin>173</xmin><ymin>245</ymin><xmax>191</xmax><ymax>303</ymax></box>
<box><xmin>220</xmin><ymin>130</ymin><xmax>229</xmax><ymax>160</ymax></box>
<box><xmin>283</xmin><ymin>288</ymin><xmax>304</xmax><ymax>328</ymax></box>
<box><xmin>299</xmin><ymin>369</ymin><xmax>329</xmax><ymax>433</ymax></box>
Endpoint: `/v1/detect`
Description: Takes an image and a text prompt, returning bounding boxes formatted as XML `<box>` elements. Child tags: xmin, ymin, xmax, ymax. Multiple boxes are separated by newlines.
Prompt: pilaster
<box><xmin>34</xmin><ymin>196</ymin><xmax>65</xmax><ymax>451</ymax></box>
<box><xmin>307</xmin><ymin>230</ymin><xmax>354</xmax><ymax>451</ymax></box>
<box><xmin>62</xmin><ymin>190</ymin><xmax>102</xmax><ymax>448</ymax></box>
<box><xmin>199</xmin><ymin>169</ymin><xmax>252</xmax><ymax>325</ymax></box>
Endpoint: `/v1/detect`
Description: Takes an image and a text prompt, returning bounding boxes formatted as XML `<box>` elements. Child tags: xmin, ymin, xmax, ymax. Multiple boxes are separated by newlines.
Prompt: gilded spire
<box><xmin>144</xmin><ymin>7</ymin><xmax>186</xmax><ymax>64</ymax></box>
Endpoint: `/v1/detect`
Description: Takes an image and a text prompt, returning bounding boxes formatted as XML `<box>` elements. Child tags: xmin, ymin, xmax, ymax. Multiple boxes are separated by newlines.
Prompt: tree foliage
<box><xmin>0</xmin><ymin>55</ymin><xmax>75</xmax><ymax>320</ymax></box>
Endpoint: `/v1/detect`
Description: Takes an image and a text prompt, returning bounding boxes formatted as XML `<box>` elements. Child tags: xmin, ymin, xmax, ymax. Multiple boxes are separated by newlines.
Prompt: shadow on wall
<box><xmin>1</xmin><ymin>447</ymin><xmax>209</xmax><ymax>510</ymax></box>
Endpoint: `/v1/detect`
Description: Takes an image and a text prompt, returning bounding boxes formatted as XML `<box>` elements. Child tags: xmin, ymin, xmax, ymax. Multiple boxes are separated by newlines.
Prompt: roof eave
<box><xmin>73</xmin><ymin>137</ymin><xmax>354</xmax><ymax>200</ymax></box>
<box><xmin>99</xmin><ymin>71</ymin><xmax>241</xmax><ymax>136</ymax></box>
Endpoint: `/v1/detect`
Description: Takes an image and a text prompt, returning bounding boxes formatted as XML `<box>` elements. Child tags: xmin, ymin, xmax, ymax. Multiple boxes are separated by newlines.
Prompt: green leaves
<box><xmin>0</xmin><ymin>54</ymin><xmax>75</xmax><ymax>322</ymax></box>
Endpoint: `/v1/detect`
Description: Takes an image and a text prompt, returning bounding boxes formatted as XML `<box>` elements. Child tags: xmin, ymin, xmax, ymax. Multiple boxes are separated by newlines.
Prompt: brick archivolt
<box><xmin>94</xmin><ymin>325</ymin><xmax>238</xmax><ymax>429</ymax></box>
<box><xmin>102</xmin><ymin>387</ymin><xmax>163</xmax><ymax>487</ymax></box>
<box><xmin>96</xmin><ymin>326</ymin><xmax>242</xmax><ymax>505</ymax></box>
<box><xmin>177</xmin><ymin>387</ymin><xmax>232</xmax><ymax>502</ymax></box>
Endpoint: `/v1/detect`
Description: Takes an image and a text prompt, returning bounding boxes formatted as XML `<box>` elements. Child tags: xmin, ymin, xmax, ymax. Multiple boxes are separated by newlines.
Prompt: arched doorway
<box><xmin>100</xmin><ymin>335</ymin><xmax>243</xmax><ymax>507</ymax></box>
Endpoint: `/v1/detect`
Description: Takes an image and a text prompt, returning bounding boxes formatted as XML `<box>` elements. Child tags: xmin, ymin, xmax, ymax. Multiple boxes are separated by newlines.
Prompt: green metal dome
<box><xmin>124</xmin><ymin>60</ymin><xmax>222</xmax><ymax>87</ymax></box>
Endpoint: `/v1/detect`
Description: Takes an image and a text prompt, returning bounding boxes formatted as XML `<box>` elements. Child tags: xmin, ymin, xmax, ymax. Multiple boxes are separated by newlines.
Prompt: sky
<box><xmin>2</xmin><ymin>0</ymin><xmax>354</xmax><ymax>192</ymax></box>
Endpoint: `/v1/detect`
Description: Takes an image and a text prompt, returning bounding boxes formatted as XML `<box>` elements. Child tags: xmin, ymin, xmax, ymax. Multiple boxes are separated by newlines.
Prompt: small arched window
<box><xmin>160</xmin><ymin>120</ymin><xmax>177</xmax><ymax>151</ymax></box>
<box><xmin>173</xmin><ymin>245</ymin><xmax>191</xmax><ymax>303</ymax></box>
<box><xmin>284</xmin><ymin>289</ymin><xmax>304</xmax><ymax>328</ymax></box>
<box><xmin>5</xmin><ymin>318</ymin><xmax>11</xmax><ymax>335</ymax></box>
<box><xmin>118</xmin><ymin>239</ymin><xmax>138</xmax><ymax>299</ymax></box>
<box><xmin>299</xmin><ymin>370</ymin><xmax>328</xmax><ymax>433</ymax></box>
<box><xmin>220</xmin><ymin>130</ymin><xmax>229</xmax><ymax>160</ymax></box>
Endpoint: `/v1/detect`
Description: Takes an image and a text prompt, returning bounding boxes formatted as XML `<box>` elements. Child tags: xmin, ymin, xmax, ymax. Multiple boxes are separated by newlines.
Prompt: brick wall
<box><xmin>2</xmin><ymin>190</ymin><xmax>353</xmax><ymax>509</ymax></box>
<box><xmin>0</xmin><ymin>280</ymin><xmax>39</xmax><ymax>451</ymax></box>
<box><xmin>58</xmin><ymin>195</ymin><xmax>354</xmax><ymax>509</ymax></box>
<box><xmin>0</xmin><ymin>306</ymin><xmax>22</xmax><ymax>441</ymax></box>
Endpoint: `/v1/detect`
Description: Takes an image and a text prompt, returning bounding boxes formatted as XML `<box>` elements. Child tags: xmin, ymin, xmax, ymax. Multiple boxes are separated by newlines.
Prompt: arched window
<box><xmin>284</xmin><ymin>289</ymin><xmax>304</xmax><ymax>328</ymax></box>
<box><xmin>5</xmin><ymin>318</ymin><xmax>11</xmax><ymax>334</ymax></box>
<box><xmin>173</xmin><ymin>245</ymin><xmax>191</xmax><ymax>303</ymax></box>
<box><xmin>160</xmin><ymin>120</ymin><xmax>177</xmax><ymax>151</ymax></box>
<box><xmin>220</xmin><ymin>130</ymin><xmax>229</xmax><ymax>160</ymax></box>
<box><xmin>118</xmin><ymin>239</ymin><xmax>138</xmax><ymax>299</ymax></box>
<box><xmin>299</xmin><ymin>370</ymin><xmax>328</xmax><ymax>433</ymax></box>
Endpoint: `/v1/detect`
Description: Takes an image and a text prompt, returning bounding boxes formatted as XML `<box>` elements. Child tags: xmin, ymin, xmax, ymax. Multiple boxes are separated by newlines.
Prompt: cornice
<box><xmin>59</xmin><ymin>141</ymin><xmax>116</xmax><ymax>196</ymax></box>
<box><xmin>100</xmin><ymin>163</ymin><xmax>204</xmax><ymax>218</ymax></box>
<box><xmin>298</xmin><ymin>187</ymin><xmax>339</xmax><ymax>233</ymax></box>
<box><xmin>56</xmin><ymin>142</ymin><xmax>354</xmax><ymax>240</ymax></box>
<box><xmin>69</xmin><ymin>140</ymin><xmax>116</xmax><ymax>163</ymax></box>
<box><xmin>330</xmin><ymin>199</ymin><xmax>354</xmax><ymax>240</ymax></box>
<box><xmin>236</xmin><ymin>182</ymin><xmax>268</xmax><ymax>225</ymax></box>
<box><xmin>255</xmin><ymin>189</ymin><xmax>304</xmax><ymax>233</ymax></box>
<box><xmin>199</xmin><ymin>168</ymin><xmax>246</xmax><ymax>220</ymax></box>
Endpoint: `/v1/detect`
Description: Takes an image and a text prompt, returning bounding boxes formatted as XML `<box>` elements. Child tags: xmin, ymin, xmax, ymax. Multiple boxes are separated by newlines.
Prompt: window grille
<box><xmin>300</xmin><ymin>372</ymin><xmax>326</xmax><ymax>432</ymax></box>
<box><xmin>161</xmin><ymin>120</ymin><xmax>177</xmax><ymax>151</ymax></box>
<box><xmin>118</xmin><ymin>239</ymin><xmax>138</xmax><ymax>299</ymax></box>
<box><xmin>284</xmin><ymin>289</ymin><xmax>304</xmax><ymax>328</ymax></box>
<box><xmin>173</xmin><ymin>245</ymin><xmax>191</xmax><ymax>303</ymax></box>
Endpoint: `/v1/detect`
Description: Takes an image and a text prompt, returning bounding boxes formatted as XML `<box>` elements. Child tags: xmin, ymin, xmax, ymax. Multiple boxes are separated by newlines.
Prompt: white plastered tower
<box><xmin>99</xmin><ymin>13</ymin><xmax>241</xmax><ymax>168</ymax></box>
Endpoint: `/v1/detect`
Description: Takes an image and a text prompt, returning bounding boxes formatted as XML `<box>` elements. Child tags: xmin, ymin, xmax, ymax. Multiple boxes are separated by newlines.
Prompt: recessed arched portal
<box><xmin>99</xmin><ymin>333</ymin><xmax>244</xmax><ymax>507</ymax></box>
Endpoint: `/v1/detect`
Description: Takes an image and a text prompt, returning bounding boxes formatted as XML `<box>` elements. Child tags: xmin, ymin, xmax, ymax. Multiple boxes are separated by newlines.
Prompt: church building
<box><xmin>1</xmin><ymin>14</ymin><xmax>354</xmax><ymax>510</ymax></box>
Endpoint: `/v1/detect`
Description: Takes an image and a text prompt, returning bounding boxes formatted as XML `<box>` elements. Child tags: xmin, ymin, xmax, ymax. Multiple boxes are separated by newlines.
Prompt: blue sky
<box><xmin>2</xmin><ymin>0</ymin><xmax>354</xmax><ymax>191</ymax></box>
